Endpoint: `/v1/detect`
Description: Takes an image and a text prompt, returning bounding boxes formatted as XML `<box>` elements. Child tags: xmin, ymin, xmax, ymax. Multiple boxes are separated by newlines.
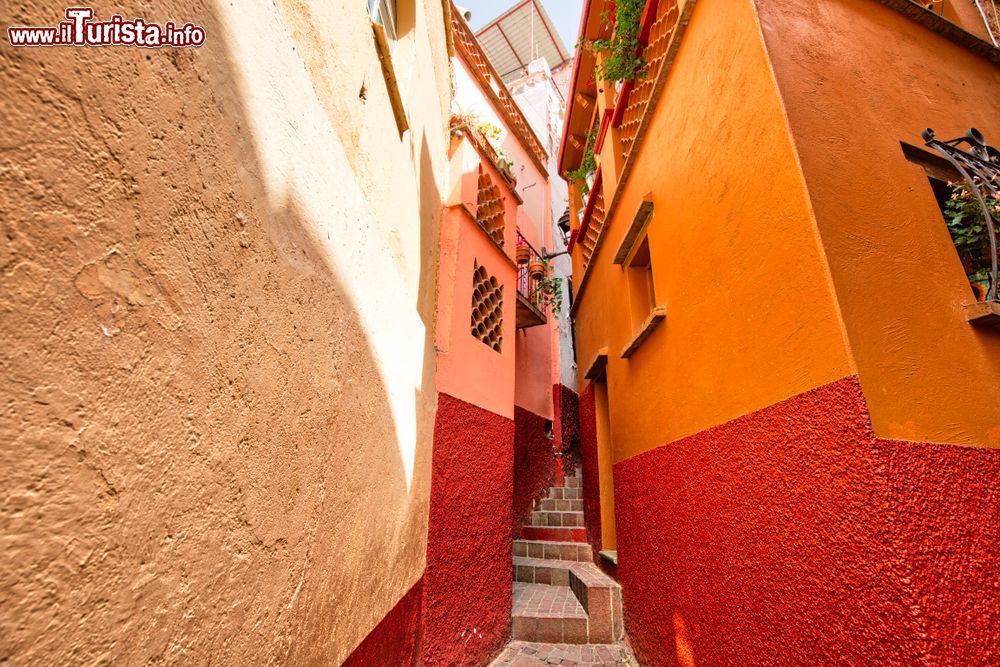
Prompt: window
<box><xmin>368</xmin><ymin>0</ymin><xmax>398</xmax><ymax>47</ymax></box>
<box><xmin>626</xmin><ymin>237</ymin><xmax>656</xmax><ymax>328</ymax></box>
<box><xmin>621</xmin><ymin>234</ymin><xmax>666</xmax><ymax>359</ymax></box>
<box><xmin>903</xmin><ymin>142</ymin><xmax>996</xmax><ymax>303</ymax></box>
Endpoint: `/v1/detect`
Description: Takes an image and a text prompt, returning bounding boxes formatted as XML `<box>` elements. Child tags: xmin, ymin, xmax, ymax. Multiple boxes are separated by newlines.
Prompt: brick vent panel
<box><xmin>471</xmin><ymin>262</ymin><xmax>504</xmax><ymax>352</ymax></box>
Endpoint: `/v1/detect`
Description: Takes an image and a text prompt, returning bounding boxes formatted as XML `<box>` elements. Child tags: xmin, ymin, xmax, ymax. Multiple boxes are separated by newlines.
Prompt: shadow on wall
<box><xmin>0</xmin><ymin>0</ymin><xmax>442</xmax><ymax>664</ymax></box>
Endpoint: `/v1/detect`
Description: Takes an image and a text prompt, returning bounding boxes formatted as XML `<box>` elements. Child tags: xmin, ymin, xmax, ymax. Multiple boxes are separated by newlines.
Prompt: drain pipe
<box><xmin>973</xmin><ymin>0</ymin><xmax>999</xmax><ymax>46</ymax></box>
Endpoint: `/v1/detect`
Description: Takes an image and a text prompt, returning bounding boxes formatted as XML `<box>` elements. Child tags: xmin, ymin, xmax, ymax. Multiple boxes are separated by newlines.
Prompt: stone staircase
<box><xmin>507</xmin><ymin>470</ymin><xmax>628</xmax><ymax>650</ymax></box>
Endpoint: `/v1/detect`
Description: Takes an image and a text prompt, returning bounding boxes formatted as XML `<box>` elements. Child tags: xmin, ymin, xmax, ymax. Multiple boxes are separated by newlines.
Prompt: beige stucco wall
<box><xmin>0</xmin><ymin>0</ymin><xmax>450</xmax><ymax>664</ymax></box>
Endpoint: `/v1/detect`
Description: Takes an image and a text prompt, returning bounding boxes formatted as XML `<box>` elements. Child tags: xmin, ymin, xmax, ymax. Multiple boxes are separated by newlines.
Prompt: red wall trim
<box><xmin>343</xmin><ymin>578</ymin><xmax>423</xmax><ymax>667</ymax></box>
<box><xmin>595</xmin><ymin>108</ymin><xmax>615</xmax><ymax>153</ymax></box>
<box><xmin>573</xmin><ymin>168</ymin><xmax>603</xmax><ymax>256</ymax></box>
<box><xmin>610</xmin><ymin>0</ymin><xmax>661</xmax><ymax>128</ymax></box>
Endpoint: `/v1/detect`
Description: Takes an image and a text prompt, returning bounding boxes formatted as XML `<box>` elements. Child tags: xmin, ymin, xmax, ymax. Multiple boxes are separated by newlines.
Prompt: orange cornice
<box><xmin>557</xmin><ymin>0</ymin><xmax>610</xmax><ymax>175</ymax></box>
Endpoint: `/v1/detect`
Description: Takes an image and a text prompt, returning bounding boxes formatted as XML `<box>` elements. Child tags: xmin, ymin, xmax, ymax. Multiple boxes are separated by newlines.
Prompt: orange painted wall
<box><xmin>436</xmin><ymin>137</ymin><xmax>518</xmax><ymax>419</ymax></box>
<box><xmin>572</xmin><ymin>0</ymin><xmax>854</xmax><ymax>463</ymax></box>
<box><xmin>940</xmin><ymin>0</ymin><xmax>995</xmax><ymax>42</ymax></box>
<box><xmin>755</xmin><ymin>0</ymin><xmax>1000</xmax><ymax>448</ymax></box>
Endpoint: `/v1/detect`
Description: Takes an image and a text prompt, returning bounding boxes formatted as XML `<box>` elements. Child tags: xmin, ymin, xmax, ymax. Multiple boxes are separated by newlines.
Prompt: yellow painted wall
<box><xmin>573</xmin><ymin>0</ymin><xmax>854</xmax><ymax>463</ymax></box>
<box><xmin>0</xmin><ymin>0</ymin><xmax>451</xmax><ymax>663</ymax></box>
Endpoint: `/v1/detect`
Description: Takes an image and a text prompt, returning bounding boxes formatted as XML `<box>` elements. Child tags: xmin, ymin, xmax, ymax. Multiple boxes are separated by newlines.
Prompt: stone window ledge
<box><xmin>621</xmin><ymin>307</ymin><xmax>666</xmax><ymax>359</ymax></box>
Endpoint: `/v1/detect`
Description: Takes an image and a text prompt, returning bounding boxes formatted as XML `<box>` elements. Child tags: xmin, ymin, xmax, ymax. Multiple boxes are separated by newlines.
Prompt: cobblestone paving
<box><xmin>488</xmin><ymin>640</ymin><xmax>638</xmax><ymax>666</ymax></box>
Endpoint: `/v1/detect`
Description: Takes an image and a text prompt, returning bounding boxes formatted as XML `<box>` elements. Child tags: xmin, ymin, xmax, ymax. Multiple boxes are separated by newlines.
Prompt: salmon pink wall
<box><xmin>614</xmin><ymin>376</ymin><xmax>1000</xmax><ymax>666</ymax></box>
<box><xmin>436</xmin><ymin>140</ymin><xmax>518</xmax><ymax>419</ymax></box>
<box><xmin>452</xmin><ymin>59</ymin><xmax>549</xmax><ymax>236</ymax></box>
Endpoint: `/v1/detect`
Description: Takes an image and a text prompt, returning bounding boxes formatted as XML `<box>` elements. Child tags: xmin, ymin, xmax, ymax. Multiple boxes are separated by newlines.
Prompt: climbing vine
<box><xmin>567</xmin><ymin>126</ymin><xmax>598</xmax><ymax>197</ymax></box>
<box><xmin>537</xmin><ymin>268</ymin><xmax>564</xmax><ymax>320</ymax></box>
<box><xmin>578</xmin><ymin>0</ymin><xmax>648</xmax><ymax>84</ymax></box>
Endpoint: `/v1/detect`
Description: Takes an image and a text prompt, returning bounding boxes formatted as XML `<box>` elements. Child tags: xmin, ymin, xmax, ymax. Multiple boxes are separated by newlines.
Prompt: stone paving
<box><xmin>512</xmin><ymin>582</ymin><xmax>587</xmax><ymax>618</ymax></box>
<box><xmin>498</xmin><ymin>470</ymin><xmax>635</xmax><ymax>665</ymax></box>
<box><xmin>488</xmin><ymin>640</ymin><xmax>638</xmax><ymax>666</ymax></box>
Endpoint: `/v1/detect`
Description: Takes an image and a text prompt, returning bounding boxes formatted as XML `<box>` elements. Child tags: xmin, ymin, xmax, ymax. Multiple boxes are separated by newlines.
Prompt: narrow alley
<box><xmin>2</xmin><ymin>1</ymin><xmax>999</xmax><ymax>666</ymax></box>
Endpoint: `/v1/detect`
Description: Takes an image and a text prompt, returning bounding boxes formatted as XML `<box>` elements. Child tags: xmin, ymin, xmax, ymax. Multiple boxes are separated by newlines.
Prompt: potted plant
<box><xmin>516</xmin><ymin>237</ymin><xmax>531</xmax><ymax>265</ymax></box>
<box><xmin>944</xmin><ymin>181</ymin><xmax>999</xmax><ymax>301</ymax></box>
<box><xmin>528</xmin><ymin>258</ymin><xmax>546</xmax><ymax>280</ymax></box>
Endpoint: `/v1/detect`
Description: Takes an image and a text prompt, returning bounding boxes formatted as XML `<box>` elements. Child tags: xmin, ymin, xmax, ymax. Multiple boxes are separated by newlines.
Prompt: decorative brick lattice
<box><xmin>451</xmin><ymin>11</ymin><xmax>549</xmax><ymax>173</ymax></box>
<box><xmin>579</xmin><ymin>189</ymin><xmax>605</xmax><ymax>270</ymax></box>
<box><xmin>471</xmin><ymin>262</ymin><xmax>504</xmax><ymax>352</ymax></box>
<box><xmin>619</xmin><ymin>1</ymin><xmax>680</xmax><ymax>163</ymax></box>
<box><xmin>476</xmin><ymin>167</ymin><xmax>506</xmax><ymax>246</ymax></box>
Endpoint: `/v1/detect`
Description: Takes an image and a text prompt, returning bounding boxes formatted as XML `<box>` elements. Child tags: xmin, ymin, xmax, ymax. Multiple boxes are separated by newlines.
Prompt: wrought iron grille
<box><xmin>516</xmin><ymin>231</ymin><xmax>544</xmax><ymax>310</ymax></box>
<box><xmin>922</xmin><ymin>127</ymin><xmax>1000</xmax><ymax>302</ymax></box>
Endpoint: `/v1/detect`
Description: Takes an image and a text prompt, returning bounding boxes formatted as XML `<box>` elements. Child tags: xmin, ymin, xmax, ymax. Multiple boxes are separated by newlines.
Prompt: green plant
<box><xmin>537</xmin><ymin>265</ymin><xmax>563</xmax><ymax>319</ymax></box>
<box><xmin>944</xmin><ymin>181</ymin><xmax>998</xmax><ymax>273</ymax></box>
<box><xmin>567</xmin><ymin>126</ymin><xmax>598</xmax><ymax>197</ymax></box>
<box><xmin>494</xmin><ymin>144</ymin><xmax>514</xmax><ymax>172</ymax></box>
<box><xmin>577</xmin><ymin>0</ymin><xmax>647</xmax><ymax>84</ymax></box>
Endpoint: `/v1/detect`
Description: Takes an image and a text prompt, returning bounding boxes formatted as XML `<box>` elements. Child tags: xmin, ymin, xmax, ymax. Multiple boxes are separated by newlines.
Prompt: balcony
<box><xmin>516</xmin><ymin>231</ymin><xmax>548</xmax><ymax>329</ymax></box>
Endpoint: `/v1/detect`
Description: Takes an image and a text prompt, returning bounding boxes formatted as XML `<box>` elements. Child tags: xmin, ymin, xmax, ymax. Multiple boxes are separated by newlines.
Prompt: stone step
<box><xmin>521</xmin><ymin>525</ymin><xmax>587</xmax><ymax>543</ymax></box>
<box><xmin>514</xmin><ymin>556</ymin><xmax>574</xmax><ymax>587</ymax></box>
<box><xmin>547</xmin><ymin>486</ymin><xmax>582</xmax><ymax>500</ymax></box>
<box><xmin>564</xmin><ymin>476</ymin><xmax>581</xmax><ymax>488</ymax></box>
<box><xmin>568</xmin><ymin>562</ymin><xmax>624</xmax><ymax>644</ymax></box>
<box><xmin>511</xmin><ymin>583</ymin><xmax>588</xmax><ymax>644</ymax></box>
<box><xmin>530</xmin><ymin>510</ymin><xmax>585</xmax><ymax>527</ymax></box>
<box><xmin>488</xmin><ymin>640</ymin><xmax>638</xmax><ymax>666</ymax></box>
<box><xmin>514</xmin><ymin>539</ymin><xmax>591</xmax><ymax>562</ymax></box>
<box><xmin>510</xmin><ymin>564</ymin><xmax>624</xmax><ymax>645</ymax></box>
<box><xmin>538</xmin><ymin>497</ymin><xmax>584</xmax><ymax>512</ymax></box>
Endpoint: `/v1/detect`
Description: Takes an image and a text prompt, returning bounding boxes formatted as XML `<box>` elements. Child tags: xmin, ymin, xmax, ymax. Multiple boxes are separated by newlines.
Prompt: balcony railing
<box><xmin>516</xmin><ymin>231</ymin><xmax>548</xmax><ymax>328</ymax></box>
<box><xmin>922</xmin><ymin>128</ymin><xmax>999</xmax><ymax>327</ymax></box>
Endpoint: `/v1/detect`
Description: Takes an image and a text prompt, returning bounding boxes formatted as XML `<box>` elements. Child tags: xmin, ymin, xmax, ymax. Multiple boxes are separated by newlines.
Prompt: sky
<box><xmin>463</xmin><ymin>0</ymin><xmax>586</xmax><ymax>54</ymax></box>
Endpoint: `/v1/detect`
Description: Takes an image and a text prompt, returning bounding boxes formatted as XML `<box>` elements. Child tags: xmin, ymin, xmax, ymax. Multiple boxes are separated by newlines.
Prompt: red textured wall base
<box><xmin>514</xmin><ymin>405</ymin><xmax>557</xmax><ymax>537</ymax></box>
<box><xmin>578</xmin><ymin>384</ymin><xmax>603</xmax><ymax>560</ymax></box>
<box><xmin>343</xmin><ymin>578</ymin><xmax>423</xmax><ymax>667</ymax></box>
<box><xmin>422</xmin><ymin>393</ymin><xmax>513</xmax><ymax>667</ymax></box>
<box><xmin>613</xmin><ymin>376</ymin><xmax>1000</xmax><ymax>666</ymax></box>
<box><xmin>553</xmin><ymin>384</ymin><xmax>582</xmax><ymax>486</ymax></box>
